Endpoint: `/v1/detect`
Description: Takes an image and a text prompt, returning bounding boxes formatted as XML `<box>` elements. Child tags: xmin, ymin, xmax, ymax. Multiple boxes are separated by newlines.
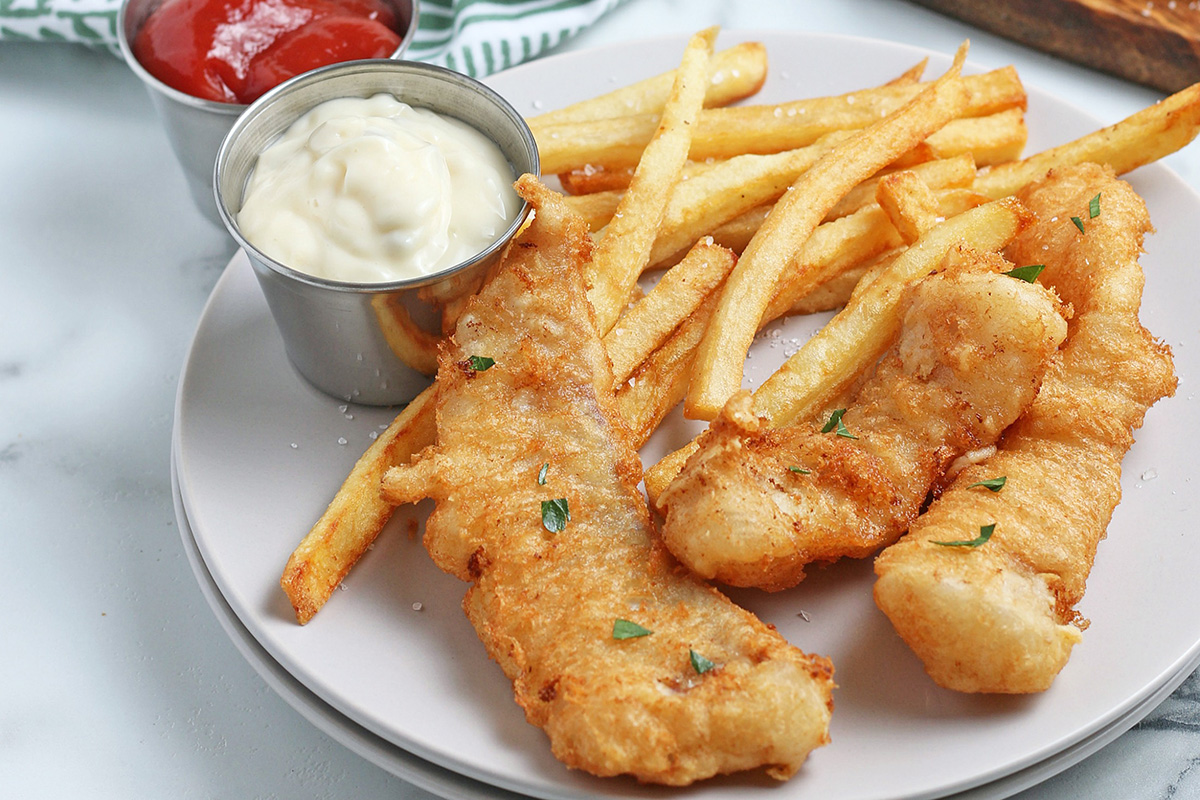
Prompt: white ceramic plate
<box><xmin>174</xmin><ymin>31</ymin><xmax>1200</xmax><ymax>800</ymax></box>
<box><xmin>171</xmin><ymin>435</ymin><xmax>1200</xmax><ymax>800</ymax></box>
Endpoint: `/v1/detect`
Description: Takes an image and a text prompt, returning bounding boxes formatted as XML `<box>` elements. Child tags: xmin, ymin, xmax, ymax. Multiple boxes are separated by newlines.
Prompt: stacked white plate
<box><xmin>172</xmin><ymin>33</ymin><xmax>1200</xmax><ymax>800</ymax></box>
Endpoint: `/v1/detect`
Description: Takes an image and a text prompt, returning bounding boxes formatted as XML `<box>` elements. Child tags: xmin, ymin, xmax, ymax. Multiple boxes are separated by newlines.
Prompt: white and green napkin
<box><xmin>0</xmin><ymin>0</ymin><xmax>627</xmax><ymax>77</ymax></box>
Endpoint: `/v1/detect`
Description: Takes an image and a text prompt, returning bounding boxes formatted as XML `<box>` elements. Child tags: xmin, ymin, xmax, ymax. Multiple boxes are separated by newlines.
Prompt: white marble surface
<box><xmin>3</xmin><ymin>0</ymin><xmax>1198</xmax><ymax>797</ymax></box>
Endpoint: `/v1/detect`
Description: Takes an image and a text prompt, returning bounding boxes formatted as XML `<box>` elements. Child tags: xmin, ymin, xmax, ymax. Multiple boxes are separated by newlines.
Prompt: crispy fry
<box><xmin>773</xmin><ymin>188</ymin><xmax>988</xmax><ymax>318</ymax></box>
<box><xmin>644</xmin><ymin>191</ymin><xmax>1009</xmax><ymax>507</ymax></box>
<box><xmin>535</xmin><ymin>66</ymin><xmax>1025</xmax><ymax>174</ymax></box>
<box><xmin>528</xmin><ymin>41</ymin><xmax>767</xmax><ymax>127</ymax></box>
<box><xmin>887</xmin><ymin>57</ymin><xmax>929</xmax><ymax>86</ymax></box>
<box><xmin>926</xmin><ymin>107</ymin><xmax>1027</xmax><ymax>165</ymax></box>
<box><xmin>825</xmin><ymin>153</ymin><xmax>976</xmax><ymax>221</ymax></box>
<box><xmin>280</xmin><ymin>385</ymin><xmax>437</xmax><ymax>623</ymax></box>
<box><xmin>646</xmin><ymin>442</ymin><xmax>700</xmax><ymax>507</ymax></box>
<box><xmin>559</xmin><ymin>165</ymin><xmax>637</xmax><ymax>195</ymax></box>
<box><xmin>754</xmin><ymin>196</ymin><xmax>1034</xmax><ymax>428</ymax></box>
<box><xmin>974</xmin><ymin>81</ymin><xmax>1200</xmax><ymax>198</ymax></box>
<box><xmin>648</xmin><ymin>137</ymin><xmax>852</xmax><ymax>266</ymax></box>
<box><xmin>568</xmin><ymin>136</ymin><xmax>848</xmax><ymax>238</ymax></box>
<box><xmin>687</xmin><ymin>43</ymin><xmax>972</xmax><ymax>421</ymax></box>
<box><xmin>587</xmin><ymin>28</ymin><xmax>716</xmax><ymax>335</ymax></box>
<box><xmin>616</xmin><ymin>294</ymin><xmax>719</xmax><ymax>447</ymax></box>
<box><xmin>562</xmin><ymin>189</ymin><xmax>624</xmax><ymax>230</ymax></box>
<box><xmin>875</xmin><ymin>170</ymin><xmax>943</xmax><ymax>244</ymax></box>
<box><xmin>604</xmin><ymin>239</ymin><xmax>736</xmax><ymax>386</ymax></box>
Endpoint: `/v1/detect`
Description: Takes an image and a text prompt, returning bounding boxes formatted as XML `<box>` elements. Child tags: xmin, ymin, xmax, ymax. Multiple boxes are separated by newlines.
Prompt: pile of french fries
<box><xmin>281</xmin><ymin>28</ymin><xmax>1200</xmax><ymax>625</ymax></box>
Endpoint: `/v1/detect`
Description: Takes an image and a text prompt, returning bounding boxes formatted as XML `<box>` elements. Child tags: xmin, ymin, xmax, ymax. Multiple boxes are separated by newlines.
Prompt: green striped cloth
<box><xmin>0</xmin><ymin>0</ymin><xmax>627</xmax><ymax>78</ymax></box>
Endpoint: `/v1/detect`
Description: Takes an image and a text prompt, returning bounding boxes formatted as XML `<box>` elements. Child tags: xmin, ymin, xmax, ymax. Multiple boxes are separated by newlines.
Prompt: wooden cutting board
<box><xmin>908</xmin><ymin>0</ymin><xmax>1200</xmax><ymax>92</ymax></box>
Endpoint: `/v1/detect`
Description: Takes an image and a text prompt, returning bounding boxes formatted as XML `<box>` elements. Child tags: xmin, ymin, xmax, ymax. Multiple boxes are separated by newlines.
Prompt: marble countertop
<box><xmin>3</xmin><ymin>0</ymin><xmax>1197</xmax><ymax>797</ymax></box>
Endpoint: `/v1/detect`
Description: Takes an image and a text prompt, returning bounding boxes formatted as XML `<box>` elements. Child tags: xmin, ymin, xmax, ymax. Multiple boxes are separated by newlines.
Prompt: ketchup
<box><xmin>132</xmin><ymin>0</ymin><xmax>403</xmax><ymax>104</ymax></box>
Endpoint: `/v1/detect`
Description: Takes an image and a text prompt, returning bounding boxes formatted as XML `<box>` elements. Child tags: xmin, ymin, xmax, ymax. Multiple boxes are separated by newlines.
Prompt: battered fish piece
<box><xmin>381</xmin><ymin>176</ymin><xmax>834</xmax><ymax>785</ymax></box>
<box><xmin>657</xmin><ymin>254</ymin><xmax>1067</xmax><ymax>591</ymax></box>
<box><xmin>874</xmin><ymin>164</ymin><xmax>1177</xmax><ymax>693</ymax></box>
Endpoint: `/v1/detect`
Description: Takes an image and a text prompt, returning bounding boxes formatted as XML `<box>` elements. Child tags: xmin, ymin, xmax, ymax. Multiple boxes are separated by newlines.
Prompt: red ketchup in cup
<box><xmin>131</xmin><ymin>0</ymin><xmax>403</xmax><ymax>104</ymax></box>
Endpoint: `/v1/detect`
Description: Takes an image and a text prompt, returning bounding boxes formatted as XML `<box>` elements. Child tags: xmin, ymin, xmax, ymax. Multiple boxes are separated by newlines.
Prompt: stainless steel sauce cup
<box><xmin>117</xmin><ymin>0</ymin><xmax>418</xmax><ymax>226</ymax></box>
<box><xmin>214</xmin><ymin>59</ymin><xmax>540</xmax><ymax>406</ymax></box>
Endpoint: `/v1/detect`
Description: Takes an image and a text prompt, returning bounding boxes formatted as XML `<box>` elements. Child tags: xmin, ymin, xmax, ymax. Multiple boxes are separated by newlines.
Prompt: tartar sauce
<box><xmin>238</xmin><ymin>93</ymin><xmax>520</xmax><ymax>283</ymax></box>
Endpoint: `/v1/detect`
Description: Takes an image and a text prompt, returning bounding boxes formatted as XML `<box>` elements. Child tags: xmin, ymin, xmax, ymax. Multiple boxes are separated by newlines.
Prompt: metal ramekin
<box><xmin>214</xmin><ymin>59</ymin><xmax>540</xmax><ymax>406</ymax></box>
<box><xmin>117</xmin><ymin>0</ymin><xmax>418</xmax><ymax>226</ymax></box>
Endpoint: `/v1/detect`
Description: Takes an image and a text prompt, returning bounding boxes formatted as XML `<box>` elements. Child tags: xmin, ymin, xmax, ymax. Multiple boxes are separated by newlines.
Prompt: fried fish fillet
<box><xmin>381</xmin><ymin>176</ymin><xmax>834</xmax><ymax>785</ymax></box>
<box><xmin>657</xmin><ymin>252</ymin><xmax>1067</xmax><ymax>591</ymax></box>
<box><xmin>874</xmin><ymin>163</ymin><xmax>1177</xmax><ymax>693</ymax></box>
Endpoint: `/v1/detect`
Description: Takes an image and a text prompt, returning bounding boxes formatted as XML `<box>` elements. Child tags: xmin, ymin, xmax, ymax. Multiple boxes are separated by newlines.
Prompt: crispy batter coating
<box><xmin>657</xmin><ymin>254</ymin><xmax>1067</xmax><ymax>590</ymax></box>
<box><xmin>382</xmin><ymin>176</ymin><xmax>834</xmax><ymax>785</ymax></box>
<box><xmin>874</xmin><ymin>164</ymin><xmax>1177</xmax><ymax>693</ymax></box>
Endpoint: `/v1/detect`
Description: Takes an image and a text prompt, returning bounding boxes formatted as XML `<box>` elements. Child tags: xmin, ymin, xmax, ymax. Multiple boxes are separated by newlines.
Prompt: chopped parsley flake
<box><xmin>1089</xmin><ymin>192</ymin><xmax>1101</xmax><ymax>219</ymax></box>
<box><xmin>966</xmin><ymin>476</ymin><xmax>1006</xmax><ymax>492</ymax></box>
<box><xmin>788</xmin><ymin>466</ymin><xmax>811</xmax><ymax>475</ymax></box>
<box><xmin>541</xmin><ymin>498</ymin><xmax>569</xmax><ymax>533</ymax></box>
<box><xmin>1071</xmin><ymin>216</ymin><xmax>1086</xmax><ymax>234</ymax></box>
<box><xmin>1005</xmin><ymin>264</ymin><xmax>1045</xmax><ymax>283</ymax></box>
<box><xmin>466</xmin><ymin>355</ymin><xmax>495</xmax><ymax>372</ymax></box>
<box><xmin>821</xmin><ymin>408</ymin><xmax>857</xmax><ymax>439</ymax></box>
<box><xmin>612</xmin><ymin>619</ymin><xmax>652</xmax><ymax>639</ymax></box>
<box><xmin>537</xmin><ymin>462</ymin><xmax>549</xmax><ymax>485</ymax></box>
<box><xmin>934</xmin><ymin>523</ymin><xmax>996</xmax><ymax>548</ymax></box>
<box><xmin>689</xmin><ymin>649</ymin><xmax>716</xmax><ymax>674</ymax></box>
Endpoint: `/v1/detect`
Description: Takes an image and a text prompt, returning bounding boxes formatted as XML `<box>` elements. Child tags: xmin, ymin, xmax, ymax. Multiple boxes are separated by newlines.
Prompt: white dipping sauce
<box><xmin>238</xmin><ymin>93</ymin><xmax>520</xmax><ymax>283</ymax></box>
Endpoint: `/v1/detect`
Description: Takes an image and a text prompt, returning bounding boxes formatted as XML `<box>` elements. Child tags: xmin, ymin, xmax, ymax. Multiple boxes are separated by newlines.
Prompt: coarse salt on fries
<box><xmin>686</xmin><ymin>42</ymin><xmax>972</xmax><ymax>421</ymax></box>
<box><xmin>534</xmin><ymin>65</ymin><xmax>1024</xmax><ymax>174</ymax></box>
<box><xmin>528</xmin><ymin>41</ymin><xmax>766</xmax><ymax>127</ymax></box>
<box><xmin>281</xmin><ymin>385</ymin><xmax>437</xmax><ymax>623</ymax></box>
<box><xmin>587</xmin><ymin>27</ymin><xmax>716</xmax><ymax>335</ymax></box>
<box><xmin>604</xmin><ymin>238</ymin><xmax>736</xmax><ymax>386</ymax></box>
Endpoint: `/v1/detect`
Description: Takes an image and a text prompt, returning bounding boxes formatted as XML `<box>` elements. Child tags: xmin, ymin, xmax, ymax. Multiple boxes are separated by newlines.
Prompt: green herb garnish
<box><xmin>689</xmin><ymin>649</ymin><xmax>716</xmax><ymax>674</ymax></box>
<box><xmin>1005</xmin><ymin>264</ymin><xmax>1045</xmax><ymax>283</ymax></box>
<box><xmin>821</xmin><ymin>408</ymin><xmax>857</xmax><ymax>439</ymax></box>
<box><xmin>612</xmin><ymin>619</ymin><xmax>652</xmax><ymax>639</ymax></box>
<box><xmin>466</xmin><ymin>355</ymin><xmax>495</xmax><ymax>372</ymax></box>
<box><xmin>788</xmin><ymin>466</ymin><xmax>811</xmax><ymax>475</ymax></box>
<box><xmin>1071</xmin><ymin>216</ymin><xmax>1086</xmax><ymax>234</ymax></box>
<box><xmin>966</xmin><ymin>476</ymin><xmax>1006</xmax><ymax>492</ymax></box>
<box><xmin>934</xmin><ymin>523</ymin><xmax>995</xmax><ymax>548</ymax></box>
<box><xmin>541</xmin><ymin>498</ymin><xmax>569</xmax><ymax>533</ymax></box>
<box><xmin>537</xmin><ymin>462</ymin><xmax>549</xmax><ymax>485</ymax></box>
<box><xmin>1089</xmin><ymin>192</ymin><xmax>1101</xmax><ymax>219</ymax></box>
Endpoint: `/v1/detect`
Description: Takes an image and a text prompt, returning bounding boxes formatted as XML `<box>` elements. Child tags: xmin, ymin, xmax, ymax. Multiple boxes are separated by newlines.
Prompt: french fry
<box><xmin>560</xmin><ymin>165</ymin><xmax>637</xmax><ymax>195</ymax></box>
<box><xmin>875</xmin><ymin>170</ymin><xmax>943</xmax><ymax>244</ymax></box>
<box><xmin>645</xmin><ymin>441</ymin><xmax>699</xmax><ymax>507</ymax></box>
<box><xmin>558</xmin><ymin>57</ymin><xmax>932</xmax><ymax>196</ymax></box>
<box><xmin>568</xmin><ymin>136</ymin><xmax>848</xmax><ymax>236</ymax></box>
<box><xmin>753</xmin><ymin>196</ymin><xmax>1034</xmax><ymax>427</ymax></box>
<box><xmin>604</xmin><ymin>239</ymin><xmax>736</xmax><ymax>385</ymax></box>
<box><xmin>887</xmin><ymin>57</ymin><xmax>929</xmax><ymax>86</ymax></box>
<box><xmin>528</xmin><ymin>41</ymin><xmax>768</xmax><ymax>127</ymax></box>
<box><xmin>562</xmin><ymin>190</ymin><xmax>624</xmax><ymax>231</ymax></box>
<box><xmin>925</xmin><ymin>107</ymin><xmax>1027</xmax><ymax>165</ymax></box>
<box><xmin>974</xmin><ymin>80</ymin><xmax>1200</xmax><ymax>198</ymax></box>
<box><xmin>825</xmin><ymin>152</ymin><xmax>976</xmax><ymax>221</ymax></box>
<box><xmin>281</xmin><ymin>385</ymin><xmax>437</xmax><ymax>624</ymax></box>
<box><xmin>769</xmin><ymin>188</ymin><xmax>988</xmax><ymax>319</ymax></box>
<box><xmin>686</xmin><ymin>43</ymin><xmax>972</xmax><ymax>421</ymax></box>
<box><xmin>587</xmin><ymin>27</ymin><xmax>716</xmax><ymax>334</ymax></box>
<box><xmin>616</xmin><ymin>294</ymin><xmax>719</xmax><ymax>447</ymax></box>
<box><xmin>535</xmin><ymin>66</ymin><xmax>1024</xmax><ymax>174</ymax></box>
<box><xmin>646</xmin><ymin>195</ymin><xmax>1032</xmax><ymax>505</ymax></box>
<box><xmin>647</xmin><ymin>136</ymin><xmax>852</xmax><ymax>266</ymax></box>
